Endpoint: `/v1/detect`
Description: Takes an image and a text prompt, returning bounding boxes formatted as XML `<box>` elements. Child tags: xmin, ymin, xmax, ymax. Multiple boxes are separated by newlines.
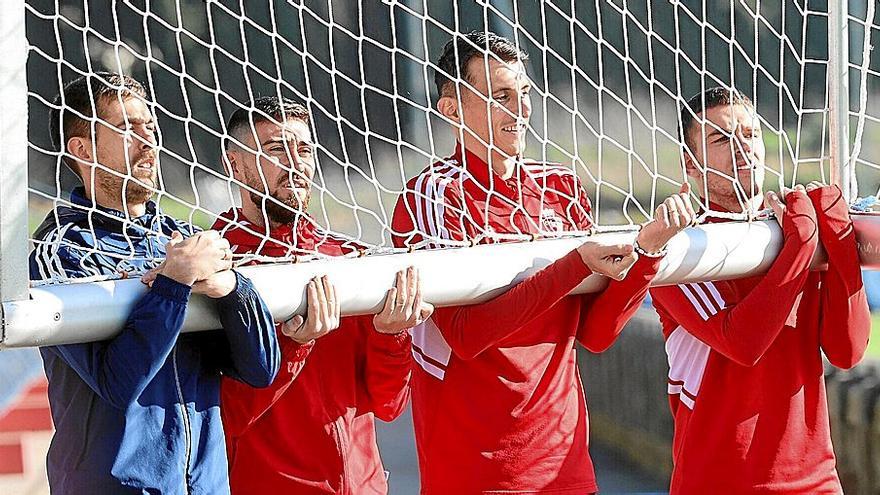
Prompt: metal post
<box><xmin>0</xmin><ymin>216</ymin><xmax>862</xmax><ymax>348</ymax></box>
<box><xmin>828</xmin><ymin>0</ymin><xmax>852</xmax><ymax>200</ymax></box>
<box><xmin>0</xmin><ymin>0</ymin><xmax>31</xmax><ymax>319</ymax></box>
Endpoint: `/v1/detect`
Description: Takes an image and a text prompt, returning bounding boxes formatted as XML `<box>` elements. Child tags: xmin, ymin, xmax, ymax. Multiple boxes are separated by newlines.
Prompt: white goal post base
<box><xmin>3</xmin><ymin>214</ymin><xmax>880</xmax><ymax>349</ymax></box>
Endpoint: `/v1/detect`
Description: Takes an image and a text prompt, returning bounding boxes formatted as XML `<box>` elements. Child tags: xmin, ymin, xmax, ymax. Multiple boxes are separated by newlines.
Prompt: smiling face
<box><xmin>439</xmin><ymin>57</ymin><xmax>532</xmax><ymax>167</ymax></box>
<box><xmin>66</xmin><ymin>95</ymin><xmax>159</xmax><ymax>210</ymax></box>
<box><xmin>683</xmin><ymin>103</ymin><xmax>766</xmax><ymax>212</ymax></box>
<box><xmin>226</xmin><ymin>117</ymin><xmax>316</xmax><ymax>227</ymax></box>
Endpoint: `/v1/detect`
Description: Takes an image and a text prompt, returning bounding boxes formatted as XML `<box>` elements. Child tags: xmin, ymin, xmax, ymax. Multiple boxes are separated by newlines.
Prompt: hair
<box><xmin>434</xmin><ymin>31</ymin><xmax>528</xmax><ymax>98</ymax></box>
<box><xmin>679</xmin><ymin>86</ymin><xmax>754</xmax><ymax>152</ymax></box>
<box><xmin>49</xmin><ymin>72</ymin><xmax>149</xmax><ymax>171</ymax></box>
<box><xmin>225</xmin><ymin>96</ymin><xmax>310</xmax><ymax>151</ymax></box>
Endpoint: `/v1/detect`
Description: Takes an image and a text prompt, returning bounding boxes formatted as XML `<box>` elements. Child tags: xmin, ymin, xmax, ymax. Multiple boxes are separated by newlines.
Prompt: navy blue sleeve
<box><xmin>213</xmin><ymin>271</ymin><xmax>279</xmax><ymax>388</ymax></box>
<box><xmin>43</xmin><ymin>275</ymin><xmax>190</xmax><ymax>409</ymax></box>
<box><xmin>30</xmin><ymin>227</ymin><xmax>194</xmax><ymax>409</ymax></box>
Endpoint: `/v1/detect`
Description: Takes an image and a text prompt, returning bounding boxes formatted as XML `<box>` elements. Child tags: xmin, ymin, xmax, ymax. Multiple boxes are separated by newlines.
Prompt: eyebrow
<box><xmin>492</xmin><ymin>82</ymin><xmax>531</xmax><ymax>93</ymax></box>
<box><xmin>260</xmin><ymin>136</ymin><xmax>314</xmax><ymax>147</ymax></box>
<box><xmin>705</xmin><ymin>127</ymin><xmax>731</xmax><ymax>139</ymax></box>
<box><xmin>111</xmin><ymin>117</ymin><xmax>154</xmax><ymax>127</ymax></box>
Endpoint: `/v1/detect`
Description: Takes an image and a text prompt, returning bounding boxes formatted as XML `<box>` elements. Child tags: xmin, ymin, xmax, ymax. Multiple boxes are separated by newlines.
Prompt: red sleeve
<box><xmin>577</xmin><ymin>255</ymin><xmax>661</xmax><ymax>352</ymax></box>
<box><xmin>360</xmin><ymin>316</ymin><xmax>413</xmax><ymax>422</ymax></box>
<box><xmin>392</xmin><ymin>175</ymin><xmax>467</xmax><ymax>248</ymax></box>
<box><xmin>430</xmin><ymin>249</ymin><xmax>592</xmax><ymax>360</ymax></box>
<box><xmin>808</xmin><ymin>186</ymin><xmax>870</xmax><ymax>369</ymax></box>
<box><xmin>221</xmin><ymin>327</ymin><xmax>313</xmax><ymax>437</ymax></box>
<box><xmin>648</xmin><ymin>193</ymin><xmax>819</xmax><ymax>367</ymax></box>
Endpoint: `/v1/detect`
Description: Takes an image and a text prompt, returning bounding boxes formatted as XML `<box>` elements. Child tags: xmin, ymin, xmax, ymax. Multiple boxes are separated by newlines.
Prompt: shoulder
<box><xmin>157</xmin><ymin>211</ymin><xmax>199</xmax><ymax>238</ymax></box>
<box><xmin>650</xmin><ymin>282</ymin><xmax>729</xmax><ymax>322</ymax></box>
<box><xmin>310</xmin><ymin>221</ymin><xmax>368</xmax><ymax>255</ymax></box>
<box><xmin>32</xmin><ymin>208</ymin><xmax>99</xmax><ymax>259</ymax></box>
<box><xmin>30</xmin><ymin>208</ymin><xmax>105</xmax><ymax>281</ymax></box>
<box><xmin>522</xmin><ymin>161</ymin><xmax>578</xmax><ymax>181</ymax></box>
<box><xmin>523</xmin><ymin>161</ymin><xmax>585</xmax><ymax>192</ymax></box>
<box><xmin>405</xmin><ymin>158</ymin><xmax>465</xmax><ymax>197</ymax></box>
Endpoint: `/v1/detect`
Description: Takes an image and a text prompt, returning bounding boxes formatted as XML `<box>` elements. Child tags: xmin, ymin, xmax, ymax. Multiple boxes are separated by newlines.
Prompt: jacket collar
<box><xmin>213</xmin><ymin>208</ymin><xmax>318</xmax><ymax>254</ymax></box>
<box><xmin>452</xmin><ymin>143</ymin><xmax>531</xmax><ymax>199</ymax></box>
<box><xmin>69</xmin><ymin>186</ymin><xmax>160</xmax><ymax>234</ymax></box>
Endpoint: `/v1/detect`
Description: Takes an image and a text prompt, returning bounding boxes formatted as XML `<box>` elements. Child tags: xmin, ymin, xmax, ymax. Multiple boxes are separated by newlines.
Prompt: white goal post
<box><xmin>3</xmin><ymin>0</ymin><xmax>880</xmax><ymax>348</ymax></box>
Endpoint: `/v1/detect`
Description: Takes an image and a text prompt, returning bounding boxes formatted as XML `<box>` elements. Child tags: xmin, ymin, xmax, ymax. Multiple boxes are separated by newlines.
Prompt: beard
<box><xmin>246</xmin><ymin>172</ymin><xmax>310</xmax><ymax>226</ymax></box>
<box><xmin>97</xmin><ymin>158</ymin><xmax>157</xmax><ymax>210</ymax></box>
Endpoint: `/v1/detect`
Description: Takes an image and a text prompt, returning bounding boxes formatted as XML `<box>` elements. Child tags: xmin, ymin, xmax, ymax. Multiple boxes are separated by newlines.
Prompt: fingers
<box><xmin>410</xmin><ymin>268</ymin><xmax>423</xmax><ymax>317</ymax></box>
<box><xmin>167</xmin><ymin>230</ymin><xmax>183</xmax><ymax>247</ymax></box>
<box><xmin>668</xmin><ymin>188</ymin><xmax>695</xmax><ymax>229</ymax></box>
<box><xmin>806</xmin><ymin>181</ymin><xmax>824</xmax><ymax>192</ymax></box>
<box><xmin>281</xmin><ymin>315</ymin><xmax>304</xmax><ymax>338</ymax></box>
<box><xmin>599</xmin><ymin>243</ymin><xmax>635</xmax><ymax>259</ymax></box>
<box><xmin>306</xmin><ymin>278</ymin><xmax>321</xmax><ymax>326</ymax></box>
<box><xmin>419</xmin><ymin>302</ymin><xmax>435</xmax><ymax>321</ymax></box>
<box><xmin>323</xmin><ymin>275</ymin><xmax>340</xmax><ymax>327</ymax></box>
<box><xmin>399</xmin><ymin>268</ymin><xmax>413</xmax><ymax>317</ymax></box>
<box><xmin>581</xmin><ymin>242</ymin><xmax>638</xmax><ymax>281</ymax></box>
<box><xmin>654</xmin><ymin>203</ymin><xmax>670</xmax><ymax>226</ymax></box>
<box><xmin>665</xmin><ymin>195</ymin><xmax>682</xmax><ymax>229</ymax></box>
<box><xmin>679</xmin><ymin>182</ymin><xmax>691</xmax><ymax>195</ymax></box>
<box><xmin>601</xmin><ymin>251</ymin><xmax>638</xmax><ymax>281</ymax></box>
<box><xmin>678</xmin><ymin>186</ymin><xmax>697</xmax><ymax>224</ymax></box>
<box><xmin>374</xmin><ymin>267</ymin><xmax>429</xmax><ymax>333</ymax></box>
<box><xmin>380</xmin><ymin>287</ymin><xmax>398</xmax><ymax>317</ymax></box>
<box><xmin>199</xmin><ymin>230</ymin><xmax>221</xmax><ymax>241</ymax></box>
<box><xmin>314</xmin><ymin>276</ymin><xmax>329</xmax><ymax>330</ymax></box>
<box><xmin>765</xmin><ymin>190</ymin><xmax>785</xmax><ymax>227</ymax></box>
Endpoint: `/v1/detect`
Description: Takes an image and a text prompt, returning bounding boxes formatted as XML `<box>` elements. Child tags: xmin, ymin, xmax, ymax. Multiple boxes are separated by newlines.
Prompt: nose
<box><xmin>135</xmin><ymin>125</ymin><xmax>157</xmax><ymax>151</ymax></box>
<box><xmin>287</xmin><ymin>149</ymin><xmax>312</xmax><ymax>181</ymax></box>
<box><xmin>735</xmin><ymin>127</ymin><xmax>752</xmax><ymax>156</ymax></box>
<box><xmin>519</xmin><ymin>93</ymin><xmax>532</xmax><ymax>120</ymax></box>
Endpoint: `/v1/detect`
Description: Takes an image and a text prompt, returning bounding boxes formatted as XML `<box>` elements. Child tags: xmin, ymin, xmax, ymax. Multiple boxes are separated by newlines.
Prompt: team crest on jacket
<box><xmin>540</xmin><ymin>208</ymin><xmax>564</xmax><ymax>232</ymax></box>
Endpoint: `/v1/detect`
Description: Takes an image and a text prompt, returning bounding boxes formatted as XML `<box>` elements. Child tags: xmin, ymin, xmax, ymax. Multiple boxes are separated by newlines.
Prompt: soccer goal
<box><xmin>2</xmin><ymin>0</ymin><xmax>880</xmax><ymax>347</ymax></box>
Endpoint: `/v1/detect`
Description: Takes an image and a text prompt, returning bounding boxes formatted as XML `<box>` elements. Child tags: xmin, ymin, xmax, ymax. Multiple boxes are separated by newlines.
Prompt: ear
<box><xmin>436</xmin><ymin>95</ymin><xmax>459</xmax><ymax>123</ymax></box>
<box><xmin>223</xmin><ymin>149</ymin><xmax>237</xmax><ymax>178</ymax></box>
<box><xmin>66</xmin><ymin>135</ymin><xmax>93</xmax><ymax>165</ymax></box>
<box><xmin>682</xmin><ymin>148</ymin><xmax>703</xmax><ymax>180</ymax></box>
<box><xmin>220</xmin><ymin>150</ymin><xmax>235</xmax><ymax>177</ymax></box>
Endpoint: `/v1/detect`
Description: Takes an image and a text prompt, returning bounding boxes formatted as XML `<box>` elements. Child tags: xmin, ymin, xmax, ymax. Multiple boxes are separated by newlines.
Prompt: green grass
<box><xmin>868</xmin><ymin>313</ymin><xmax>880</xmax><ymax>358</ymax></box>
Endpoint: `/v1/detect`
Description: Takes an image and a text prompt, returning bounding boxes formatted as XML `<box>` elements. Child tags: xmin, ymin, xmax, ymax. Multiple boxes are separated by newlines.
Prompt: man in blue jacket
<box><xmin>29</xmin><ymin>72</ymin><xmax>279</xmax><ymax>494</ymax></box>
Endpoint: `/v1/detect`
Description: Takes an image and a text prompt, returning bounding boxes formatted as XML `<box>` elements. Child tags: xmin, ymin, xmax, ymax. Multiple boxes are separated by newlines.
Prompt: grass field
<box><xmin>868</xmin><ymin>313</ymin><xmax>880</xmax><ymax>358</ymax></box>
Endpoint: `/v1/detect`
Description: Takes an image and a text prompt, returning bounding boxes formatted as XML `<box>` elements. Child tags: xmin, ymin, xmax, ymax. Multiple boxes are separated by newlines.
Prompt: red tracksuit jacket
<box><xmin>215</xmin><ymin>209</ymin><xmax>412</xmax><ymax>494</ymax></box>
<box><xmin>650</xmin><ymin>187</ymin><xmax>869</xmax><ymax>494</ymax></box>
<box><xmin>391</xmin><ymin>145</ymin><xmax>660</xmax><ymax>494</ymax></box>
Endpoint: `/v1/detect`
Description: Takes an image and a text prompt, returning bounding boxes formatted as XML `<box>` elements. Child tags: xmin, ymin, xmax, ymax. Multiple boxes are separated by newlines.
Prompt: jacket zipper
<box><xmin>173</xmin><ymin>347</ymin><xmax>193</xmax><ymax>494</ymax></box>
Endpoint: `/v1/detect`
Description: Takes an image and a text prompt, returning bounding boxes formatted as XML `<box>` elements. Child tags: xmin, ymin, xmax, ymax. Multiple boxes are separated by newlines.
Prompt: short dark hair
<box><xmin>225</xmin><ymin>96</ymin><xmax>310</xmax><ymax>150</ymax></box>
<box><xmin>49</xmin><ymin>72</ymin><xmax>149</xmax><ymax>168</ymax></box>
<box><xmin>434</xmin><ymin>31</ymin><xmax>528</xmax><ymax>97</ymax></box>
<box><xmin>680</xmin><ymin>87</ymin><xmax>754</xmax><ymax>151</ymax></box>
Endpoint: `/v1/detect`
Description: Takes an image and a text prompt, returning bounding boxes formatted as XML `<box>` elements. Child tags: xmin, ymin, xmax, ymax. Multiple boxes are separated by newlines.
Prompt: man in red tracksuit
<box><xmin>650</xmin><ymin>87</ymin><xmax>870</xmax><ymax>494</ymax></box>
<box><xmin>391</xmin><ymin>31</ymin><xmax>694</xmax><ymax>494</ymax></box>
<box><xmin>217</xmin><ymin>96</ymin><xmax>433</xmax><ymax>494</ymax></box>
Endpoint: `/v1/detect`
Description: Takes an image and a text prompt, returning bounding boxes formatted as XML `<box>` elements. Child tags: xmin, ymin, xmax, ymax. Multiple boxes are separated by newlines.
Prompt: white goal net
<box><xmin>3</xmin><ymin>0</ymin><xmax>879</xmax><ymax>345</ymax></box>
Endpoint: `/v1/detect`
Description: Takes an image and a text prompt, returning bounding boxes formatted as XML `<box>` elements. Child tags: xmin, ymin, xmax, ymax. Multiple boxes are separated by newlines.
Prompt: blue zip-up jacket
<box><xmin>29</xmin><ymin>187</ymin><xmax>280</xmax><ymax>494</ymax></box>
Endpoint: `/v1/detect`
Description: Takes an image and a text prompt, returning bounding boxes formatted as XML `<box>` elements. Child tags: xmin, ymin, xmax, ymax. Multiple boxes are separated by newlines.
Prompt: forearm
<box><xmin>216</xmin><ymin>271</ymin><xmax>279</xmax><ymax>388</ymax></box>
<box><xmin>221</xmin><ymin>334</ymin><xmax>313</xmax><ymax>436</ymax></box>
<box><xmin>700</xmin><ymin>227</ymin><xmax>816</xmax><ymax>365</ymax></box>
<box><xmin>431</xmin><ymin>249</ymin><xmax>592</xmax><ymax>359</ymax></box>
<box><xmin>53</xmin><ymin>275</ymin><xmax>189</xmax><ymax>408</ymax></box>
<box><xmin>811</xmin><ymin>187</ymin><xmax>870</xmax><ymax>367</ymax></box>
<box><xmin>364</xmin><ymin>323</ymin><xmax>413</xmax><ymax>421</ymax></box>
<box><xmin>578</xmin><ymin>255</ymin><xmax>660</xmax><ymax>352</ymax></box>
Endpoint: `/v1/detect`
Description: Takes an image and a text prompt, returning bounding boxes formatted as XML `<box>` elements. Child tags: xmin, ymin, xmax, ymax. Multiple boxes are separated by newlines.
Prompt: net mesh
<box><xmin>21</xmin><ymin>0</ymin><xmax>878</xmax><ymax>285</ymax></box>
